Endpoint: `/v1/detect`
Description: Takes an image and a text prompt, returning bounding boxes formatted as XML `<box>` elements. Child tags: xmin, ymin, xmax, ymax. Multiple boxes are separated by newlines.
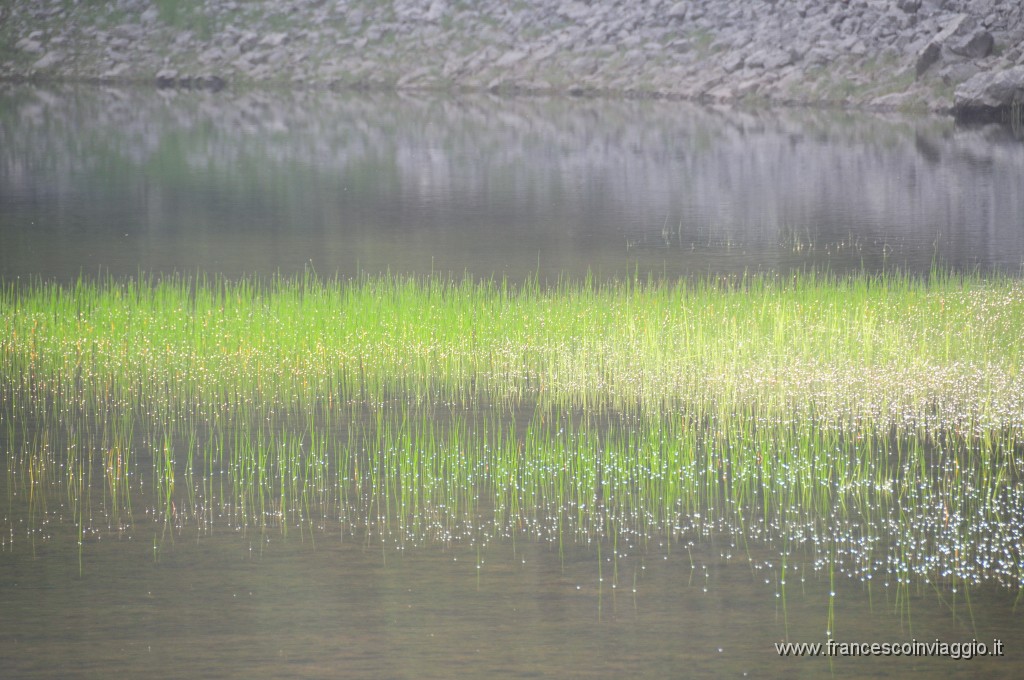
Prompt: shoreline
<box><xmin>3</xmin><ymin>1</ymin><xmax>1024</xmax><ymax>119</ymax></box>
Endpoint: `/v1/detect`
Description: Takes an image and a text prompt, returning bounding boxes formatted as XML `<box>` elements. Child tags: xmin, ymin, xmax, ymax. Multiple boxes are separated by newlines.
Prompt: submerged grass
<box><xmin>1</xmin><ymin>269</ymin><xmax>1022</xmax><ymax>590</ymax></box>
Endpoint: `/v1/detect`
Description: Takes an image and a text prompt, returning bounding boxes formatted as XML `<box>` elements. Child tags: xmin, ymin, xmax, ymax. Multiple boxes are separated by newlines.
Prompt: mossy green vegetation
<box><xmin>1</xmin><ymin>270</ymin><xmax>1022</xmax><ymax>591</ymax></box>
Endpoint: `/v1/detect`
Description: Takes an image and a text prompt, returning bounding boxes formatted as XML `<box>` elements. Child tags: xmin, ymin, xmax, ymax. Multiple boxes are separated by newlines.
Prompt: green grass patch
<box><xmin>3</xmin><ymin>269</ymin><xmax>1022</xmax><ymax>423</ymax></box>
<box><xmin>1</xmin><ymin>269</ymin><xmax>1022</xmax><ymax>590</ymax></box>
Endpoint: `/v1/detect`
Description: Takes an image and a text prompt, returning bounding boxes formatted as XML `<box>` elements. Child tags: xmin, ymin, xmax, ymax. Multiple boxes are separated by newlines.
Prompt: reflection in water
<box><xmin>1</xmin><ymin>85</ymin><xmax>1024</xmax><ymax>283</ymax></box>
<box><xmin>3</xmin><ymin>277</ymin><xmax>1023</xmax><ymax>676</ymax></box>
<box><xmin>2</xmin><ymin>85</ymin><xmax>1024</xmax><ymax>678</ymax></box>
<box><xmin>1</xmin><ymin>396</ymin><xmax>1021</xmax><ymax>680</ymax></box>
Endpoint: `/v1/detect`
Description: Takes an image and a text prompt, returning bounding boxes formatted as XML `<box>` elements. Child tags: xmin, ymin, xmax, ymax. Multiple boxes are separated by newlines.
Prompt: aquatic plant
<box><xmin>4</xmin><ymin>269</ymin><xmax>1024</xmax><ymax>423</ymax></box>
<box><xmin>1</xmin><ymin>270</ymin><xmax>1022</xmax><ymax>590</ymax></box>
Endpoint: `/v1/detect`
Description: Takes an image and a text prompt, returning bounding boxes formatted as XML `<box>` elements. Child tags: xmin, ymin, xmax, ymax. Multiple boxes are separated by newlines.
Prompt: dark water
<box><xmin>2</xmin><ymin>84</ymin><xmax>1024</xmax><ymax>678</ymax></box>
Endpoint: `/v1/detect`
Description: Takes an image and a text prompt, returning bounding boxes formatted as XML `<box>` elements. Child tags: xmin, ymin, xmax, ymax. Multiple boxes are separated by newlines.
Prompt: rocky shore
<box><xmin>3</xmin><ymin>0</ymin><xmax>1024</xmax><ymax>118</ymax></box>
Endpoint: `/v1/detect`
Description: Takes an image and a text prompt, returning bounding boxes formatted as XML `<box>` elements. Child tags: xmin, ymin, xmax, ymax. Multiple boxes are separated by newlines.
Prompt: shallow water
<box><xmin>1</xmin><ymin>402</ymin><xmax>1021</xmax><ymax>678</ymax></box>
<box><xmin>2</xmin><ymin>84</ymin><xmax>1024</xmax><ymax>678</ymax></box>
<box><xmin>1</xmin><ymin>494</ymin><xmax>1020</xmax><ymax>679</ymax></box>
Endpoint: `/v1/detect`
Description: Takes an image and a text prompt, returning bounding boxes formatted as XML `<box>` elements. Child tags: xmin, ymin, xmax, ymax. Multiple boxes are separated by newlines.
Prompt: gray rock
<box><xmin>840</xmin><ymin>37</ymin><xmax>868</xmax><ymax>57</ymax></box>
<box><xmin>746</xmin><ymin>49</ymin><xmax>792</xmax><ymax>71</ymax></box>
<box><xmin>665</xmin><ymin>2</ymin><xmax>688</xmax><ymax>20</ymax></box>
<box><xmin>916</xmin><ymin>41</ymin><xmax>941</xmax><ymax>77</ymax></box>
<box><xmin>915</xmin><ymin>14</ymin><xmax>977</xmax><ymax>78</ymax></box>
<box><xmin>155</xmin><ymin>68</ymin><xmax>179</xmax><ymax>87</ymax></box>
<box><xmin>763</xmin><ymin>49</ymin><xmax>794</xmax><ymax>70</ymax></box>
<box><xmin>238</xmin><ymin>32</ymin><xmax>260</xmax><ymax>53</ymax></box>
<box><xmin>32</xmin><ymin>51</ymin><xmax>63</xmax><ymax>70</ymax></box>
<box><xmin>704</xmin><ymin>81</ymin><xmax>737</xmax><ymax>103</ymax></box>
<box><xmin>200</xmin><ymin>47</ymin><xmax>225</xmax><ymax>64</ymax></box>
<box><xmin>954</xmin><ymin>65</ymin><xmax>1024</xmax><ymax>119</ymax></box>
<box><xmin>108</xmin><ymin>24</ymin><xmax>138</xmax><ymax>40</ymax></box>
<box><xmin>806</xmin><ymin>46</ymin><xmax>838</xmax><ymax>67</ymax></box>
<box><xmin>100</xmin><ymin>63</ymin><xmax>130</xmax><ymax>79</ymax></box>
<box><xmin>397</xmin><ymin>67</ymin><xmax>432</xmax><ymax>88</ymax></box>
<box><xmin>259</xmin><ymin>33</ymin><xmax>289</xmax><ymax>49</ymax></box>
<box><xmin>557</xmin><ymin>1</ymin><xmax>590</xmax><ymax>22</ymax></box>
<box><xmin>16</xmin><ymin>37</ymin><xmax>44</xmax><ymax>54</ymax></box>
<box><xmin>871</xmin><ymin>88</ymin><xmax>923</xmax><ymax>109</ymax></box>
<box><xmin>495</xmin><ymin>50</ymin><xmax>528</xmax><ymax>68</ymax></box>
<box><xmin>938</xmin><ymin>61</ymin><xmax>982</xmax><ymax>84</ymax></box>
<box><xmin>424</xmin><ymin>1</ymin><xmax>447</xmax><ymax>23</ymax></box>
<box><xmin>948</xmin><ymin>30</ymin><xmax>994</xmax><ymax>59</ymax></box>
<box><xmin>346</xmin><ymin>9</ymin><xmax>364</xmax><ymax>27</ymax></box>
<box><xmin>247</xmin><ymin>50</ymin><xmax>271</xmax><ymax>66</ymax></box>
<box><xmin>1</xmin><ymin>0</ymin><xmax>1023</xmax><ymax>111</ymax></box>
<box><xmin>720</xmin><ymin>52</ymin><xmax>745</xmax><ymax>73</ymax></box>
<box><xmin>933</xmin><ymin>13</ymin><xmax>977</xmax><ymax>44</ymax></box>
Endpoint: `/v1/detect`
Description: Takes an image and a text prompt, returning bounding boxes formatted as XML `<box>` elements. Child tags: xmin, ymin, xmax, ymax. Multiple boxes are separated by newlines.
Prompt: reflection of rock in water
<box><xmin>914</xmin><ymin>132</ymin><xmax>942</xmax><ymax>164</ymax></box>
<box><xmin>1</xmin><ymin>85</ymin><xmax>1024</xmax><ymax>280</ymax></box>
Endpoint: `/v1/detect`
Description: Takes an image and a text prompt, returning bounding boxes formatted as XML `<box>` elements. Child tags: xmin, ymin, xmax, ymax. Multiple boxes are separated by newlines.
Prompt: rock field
<box><xmin>3</xmin><ymin>0</ymin><xmax>1024</xmax><ymax>117</ymax></box>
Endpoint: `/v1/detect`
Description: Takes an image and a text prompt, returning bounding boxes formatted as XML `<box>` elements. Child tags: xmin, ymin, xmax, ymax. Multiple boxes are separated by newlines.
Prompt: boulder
<box><xmin>745</xmin><ymin>49</ymin><xmax>792</xmax><ymax>70</ymax></box>
<box><xmin>665</xmin><ymin>2</ymin><xmax>688</xmax><ymax>20</ymax></box>
<box><xmin>199</xmin><ymin>47</ymin><xmax>225</xmax><ymax>65</ymax></box>
<box><xmin>237</xmin><ymin>31</ymin><xmax>260</xmax><ymax>53</ymax></box>
<box><xmin>16</xmin><ymin>37</ymin><xmax>44</xmax><ymax>54</ymax></box>
<box><xmin>140</xmin><ymin>7</ymin><xmax>159</xmax><ymax>25</ymax></box>
<box><xmin>155</xmin><ymin>68</ymin><xmax>179</xmax><ymax>87</ymax></box>
<box><xmin>914</xmin><ymin>14</ymin><xmax>980</xmax><ymax>78</ymax></box>
<box><xmin>953</xmin><ymin>65</ymin><xmax>1024</xmax><ymax>121</ymax></box>
<box><xmin>915</xmin><ymin>42</ymin><xmax>941</xmax><ymax>77</ymax></box>
<box><xmin>933</xmin><ymin>14</ymin><xmax>977</xmax><ymax>46</ymax></box>
<box><xmin>259</xmin><ymin>33</ymin><xmax>290</xmax><ymax>49</ymax></box>
<box><xmin>494</xmin><ymin>50</ymin><xmax>528</xmax><ymax>68</ymax></box>
<box><xmin>720</xmin><ymin>51</ymin><xmax>745</xmax><ymax>73</ymax></box>
<box><xmin>100</xmin><ymin>63</ymin><xmax>130</xmax><ymax>79</ymax></box>
<box><xmin>424</xmin><ymin>1</ymin><xmax>447</xmax><ymax>23</ymax></box>
<box><xmin>763</xmin><ymin>49</ymin><xmax>794</xmax><ymax>70</ymax></box>
<box><xmin>947</xmin><ymin>30</ymin><xmax>994</xmax><ymax>59</ymax></box>
<box><xmin>557</xmin><ymin>1</ymin><xmax>590</xmax><ymax>22</ymax></box>
<box><xmin>112</xmin><ymin>23</ymin><xmax>144</xmax><ymax>40</ymax></box>
<box><xmin>938</xmin><ymin>60</ymin><xmax>982</xmax><ymax>84</ymax></box>
<box><xmin>32</xmin><ymin>51</ymin><xmax>63</xmax><ymax>70</ymax></box>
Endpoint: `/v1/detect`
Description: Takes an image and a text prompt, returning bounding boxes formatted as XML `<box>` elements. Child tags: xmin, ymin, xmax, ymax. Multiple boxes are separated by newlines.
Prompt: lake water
<box><xmin>3</xmin><ymin>85</ymin><xmax>1024</xmax><ymax>283</ymax></box>
<box><xmin>2</xmin><ymin>84</ymin><xmax>1024</xmax><ymax>678</ymax></box>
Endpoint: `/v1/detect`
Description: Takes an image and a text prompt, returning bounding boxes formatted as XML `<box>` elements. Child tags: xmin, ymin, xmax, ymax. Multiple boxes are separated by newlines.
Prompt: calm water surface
<box><xmin>2</xmin><ymin>520</ymin><xmax>1020</xmax><ymax>679</ymax></box>
<box><xmin>2</xmin><ymin>84</ymin><xmax>1024</xmax><ymax>678</ymax></box>
<box><xmin>2</xmin><ymin>84</ymin><xmax>1024</xmax><ymax>282</ymax></box>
